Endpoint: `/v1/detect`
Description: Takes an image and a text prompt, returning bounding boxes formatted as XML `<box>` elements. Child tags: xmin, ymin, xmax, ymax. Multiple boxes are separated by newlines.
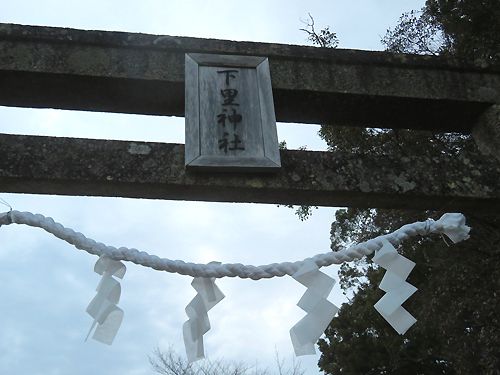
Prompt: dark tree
<box><xmin>301</xmin><ymin>3</ymin><xmax>500</xmax><ymax>374</ymax></box>
<box><xmin>382</xmin><ymin>0</ymin><xmax>500</xmax><ymax>65</ymax></box>
<box><xmin>381</xmin><ymin>8</ymin><xmax>448</xmax><ymax>55</ymax></box>
<box><xmin>318</xmin><ymin>207</ymin><xmax>500</xmax><ymax>374</ymax></box>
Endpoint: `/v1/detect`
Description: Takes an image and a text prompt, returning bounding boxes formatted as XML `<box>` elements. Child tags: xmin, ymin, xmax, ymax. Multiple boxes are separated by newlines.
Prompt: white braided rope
<box><xmin>0</xmin><ymin>210</ymin><xmax>469</xmax><ymax>280</ymax></box>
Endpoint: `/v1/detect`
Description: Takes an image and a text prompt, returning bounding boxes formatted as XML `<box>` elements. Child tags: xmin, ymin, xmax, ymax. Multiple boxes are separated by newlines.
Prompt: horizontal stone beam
<box><xmin>1</xmin><ymin>134</ymin><xmax>498</xmax><ymax>211</ymax></box>
<box><xmin>1</xmin><ymin>23</ymin><xmax>499</xmax><ymax>132</ymax></box>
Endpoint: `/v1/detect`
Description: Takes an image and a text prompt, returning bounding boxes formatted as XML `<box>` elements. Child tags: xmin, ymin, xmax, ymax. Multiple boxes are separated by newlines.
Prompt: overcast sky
<box><xmin>0</xmin><ymin>1</ymin><xmax>424</xmax><ymax>374</ymax></box>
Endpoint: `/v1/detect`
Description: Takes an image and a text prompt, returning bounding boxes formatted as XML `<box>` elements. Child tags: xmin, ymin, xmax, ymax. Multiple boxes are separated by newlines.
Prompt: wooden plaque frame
<box><xmin>185</xmin><ymin>53</ymin><xmax>281</xmax><ymax>172</ymax></box>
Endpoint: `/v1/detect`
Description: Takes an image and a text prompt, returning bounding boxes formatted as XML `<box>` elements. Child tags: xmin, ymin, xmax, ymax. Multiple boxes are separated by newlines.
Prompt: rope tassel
<box><xmin>290</xmin><ymin>260</ymin><xmax>339</xmax><ymax>356</ymax></box>
<box><xmin>86</xmin><ymin>256</ymin><xmax>126</xmax><ymax>345</ymax></box>
<box><xmin>438</xmin><ymin>213</ymin><xmax>471</xmax><ymax>243</ymax></box>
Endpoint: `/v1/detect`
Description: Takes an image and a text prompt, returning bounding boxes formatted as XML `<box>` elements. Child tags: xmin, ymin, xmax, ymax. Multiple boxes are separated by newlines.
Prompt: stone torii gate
<box><xmin>0</xmin><ymin>23</ymin><xmax>499</xmax><ymax>211</ymax></box>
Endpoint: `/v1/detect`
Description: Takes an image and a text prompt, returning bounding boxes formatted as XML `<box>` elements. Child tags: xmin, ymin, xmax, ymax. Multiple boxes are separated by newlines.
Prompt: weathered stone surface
<box><xmin>0</xmin><ymin>134</ymin><xmax>498</xmax><ymax>211</ymax></box>
<box><xmin>1</xmin><ymin>23</ymin><xmax>499</xmax><ymax>131</ymax></box>
<box><xmin>472</xmin><ymin>105</ymin><xmax>500</xmax><ymax>162</ymax></box>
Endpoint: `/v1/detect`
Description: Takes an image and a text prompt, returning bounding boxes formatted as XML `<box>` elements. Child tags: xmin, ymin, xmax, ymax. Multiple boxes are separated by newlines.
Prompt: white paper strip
<box><xmin>86</xmin><ymin>256</ymin><xmax>126</xmax><ymax>345</ymax></box>
<box><xmin>183</xmin><ymin>273</ymin><xmax>225</xmax><ymax>363</ymax></box>
<box><xmin>372</xmin><ymin>240</ymin><xmax>417</xmax><ymax>335</ymax></box>
<box><xmin>290</xmin><ymin>260</ymin><xmax>339</xmax><ymax>356</ymax></box>
<box><xmin>0</xmin><ymin>210</ymin><xmax>472</xmax><ymax>355</ymax></box>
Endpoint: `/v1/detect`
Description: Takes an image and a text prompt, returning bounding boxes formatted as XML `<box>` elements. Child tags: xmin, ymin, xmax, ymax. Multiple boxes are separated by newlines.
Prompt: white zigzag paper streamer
<box><xmin>85</xmin><ymin>256</ymin><xmax>126</xmax><ymax>345</ymax></box>
<box><xmin>183</xmin><ymin>274</ymin><xmax>225</xmax><ymax>363</ymax></box>
<box><xmin>290</xmin><ymin>260</ymin><xmax>339</xmax><ymax>356</ymax></box>
<box><xmin>372</xmin><ymin>240</ymin><xmax>417</xmax><ymax>335</ymax></box>
<box><xmin>0</xmin><ymin>210</ymin><xmax>471</xmax><ymax>356</ymax></box>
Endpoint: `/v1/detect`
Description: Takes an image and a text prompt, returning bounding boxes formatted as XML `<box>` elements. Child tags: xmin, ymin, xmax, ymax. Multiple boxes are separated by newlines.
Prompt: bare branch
<box><xmin>300</xmin><ymin>13</ymin><xmax>338</xmax><ymax>48</ymax></box>
<box><xmin>150</xmin><ymin>347</ymin><xmax>305</xmax><ymax>375</ymax></box>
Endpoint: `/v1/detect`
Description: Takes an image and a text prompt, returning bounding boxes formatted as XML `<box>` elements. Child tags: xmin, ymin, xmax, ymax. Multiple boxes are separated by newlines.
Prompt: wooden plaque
<box><xmin>185</xmin><ymin>53</ymin><xmax>281</xmax><ymax>172</ymax></box>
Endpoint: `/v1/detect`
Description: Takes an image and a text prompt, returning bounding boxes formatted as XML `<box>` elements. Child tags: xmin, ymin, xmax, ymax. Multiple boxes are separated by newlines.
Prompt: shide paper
<box><xmin>183</xmin><ymin>274</ymin><xmax>225</xmax><ymax>362</ymax></box>
<box><xmin>372</xmin><ymin>240</ymin><xmax>417</xmax><ymax>335</ymax></box>
<box><xmin>0</xmin><ymin>210</ymin><xmax>472</xmax><ymax>357</ymax></box>
<box><xmin>86</xmin><ymin>256</ymin><xmax>126</xmax><ymax>345</ymax></box>
<box><xmin>290</xmin><ymin>260</ymin><xmax>339</xmax><ymax>356</ymax></box>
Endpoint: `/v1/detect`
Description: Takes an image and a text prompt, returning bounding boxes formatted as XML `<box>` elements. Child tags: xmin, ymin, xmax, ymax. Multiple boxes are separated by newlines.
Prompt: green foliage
<box><xmin>426</xmin><ymin>0</ymin><xmax>500</xmax><ymax>64</ymax></box>
<box><xmin>382</xmin><ymin>0</ymin><xmax>500</xmax><ymax>65</ymax></box>
<box><xmin>278</xmin><ymin>140</ymin><xmax>317</xmax><ymax>221</ymax></box>
<box><xmin>281</xmin><ymin>204</ymin><xmax>318</xmax><ymax>221</ymax></box>
<box><xmin>381</xmin><ymin>8</ymin><xmax>450</xmax><ymax>55</ymax></box>
<box><xmin>278</xmin><ymin>140</ymin><xmax>288</xmax><ymax>150</ymax></box>
<box><xmin>293</xmin><ymin>205</ymin><xmax>317</xmax><ymax>221</ymax></box>
<box><xmin>319</xmin><ymin>209</ymin><xmax>500</xmax><ymax>374</ymax></box>
<box><xmin>319</xmin><ymin>126</ymin><xmax>470</xmax><ymax>157</ymax></box>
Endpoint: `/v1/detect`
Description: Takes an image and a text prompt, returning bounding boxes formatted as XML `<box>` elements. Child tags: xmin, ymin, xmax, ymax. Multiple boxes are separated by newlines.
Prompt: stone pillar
<box><xmin>472</xmin><ymin>105</ymin><xmax>500</xmax><ymax>162</ymax></box>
